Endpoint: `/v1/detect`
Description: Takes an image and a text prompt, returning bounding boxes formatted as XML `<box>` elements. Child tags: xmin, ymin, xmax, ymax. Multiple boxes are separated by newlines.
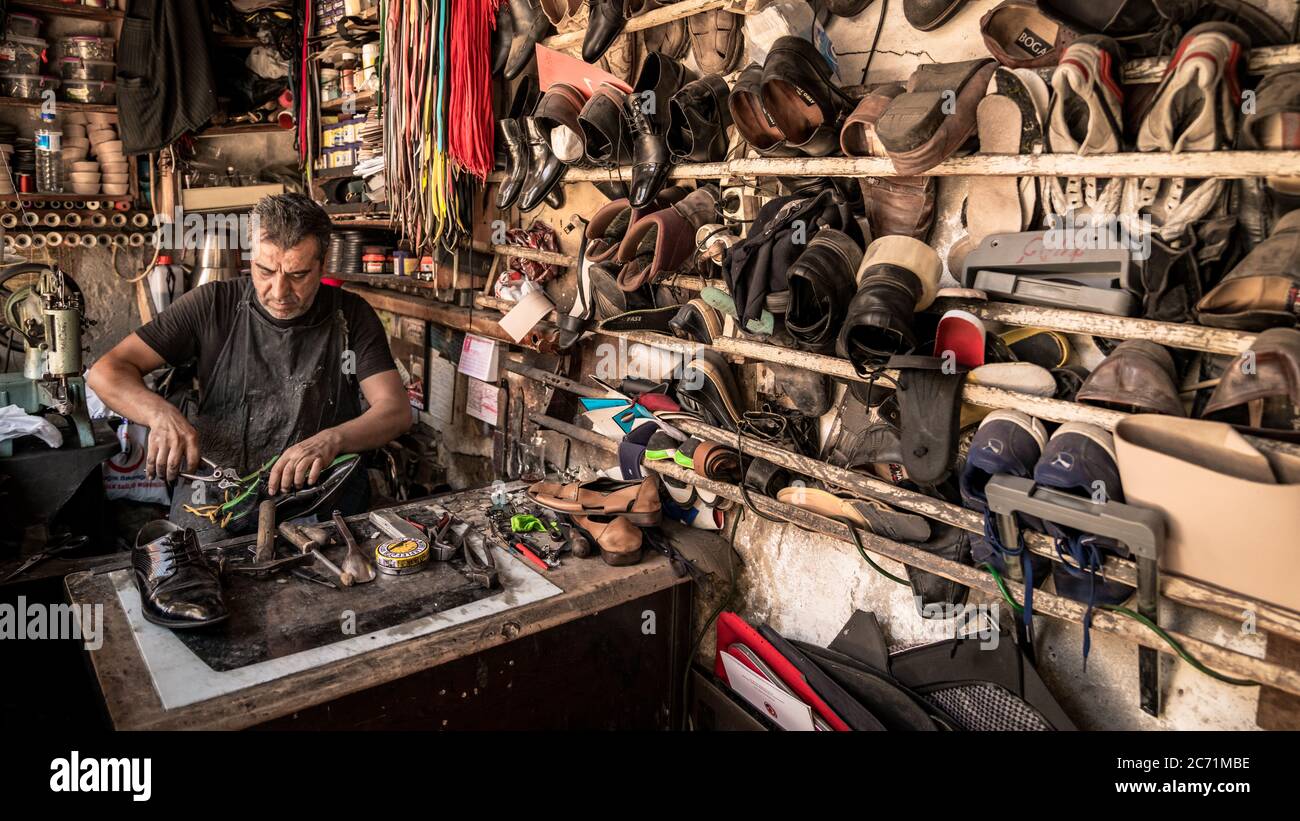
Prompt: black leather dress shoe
<box><xmin>496</xmin><ymin>118</ymin><xmax>529</xmax><ymax>208</ymax></box>
<box><xmin>505</xmin><ymin>0</ymin><xmax>553</xmax><ymax>79</ymax></box>
<box><xmin>492</xmin><ymin>1</ymin><xmax>515</xmax><ymax>76</ymax></box>
<box><xmin>668</xmin><ymin>73</ymin><xmax>733</xmax><ymax>162</ymax></box>
<box><xmin>519</xmin><ymin>118</ymin><xmax>567</xmax><ymax>211</ymax></box>
<box><xmin>627</xmin><ymin>52</ymin><xmax>696</xmax><ymax>207</ymax></box>
<box><xmin>133</xmin><ymin>520</ymin><xmax>228</xmax><ymax>629</ymax></box>
<box><xmin>583</xmin><ymin>0</ymin><xmax>627</xmax><ymax>63</ymax></box>
<box><xmin>785</xmin><ymin>228</ymin><xmax>863</xmax><ymax>353</ymax></box>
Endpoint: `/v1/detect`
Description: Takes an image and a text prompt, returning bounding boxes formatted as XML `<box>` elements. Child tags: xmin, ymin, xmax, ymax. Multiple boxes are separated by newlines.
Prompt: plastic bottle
<box><xmin>34</xmin><ymin>112</ymin><xmax>63</xmax><ymax>194</ymax></box>
<box><xmin>147</xmin><ymin>254</ymin><xmax>185</xmax><ymax>315</ymax></box>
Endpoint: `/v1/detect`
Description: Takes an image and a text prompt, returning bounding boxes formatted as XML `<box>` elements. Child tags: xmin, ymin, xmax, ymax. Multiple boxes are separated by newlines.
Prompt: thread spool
<box><xmin>128</xmin><ymin>232</ymin><xmax>144</xmax><ymax>247</ymax></box>
<box><xmin>22</xmin><ymin>212</ymin><xmax>39</xmax><ymax>226</ymax></box>
<box><xmin>2</xmin><ymin>200</ymin><xmax>18</xmax><ymax>209</ymax></box>
<box><xmin>42</xmin><ymin>212</ymin><xmax>60</xmax><ymax>227</ymax></box>
<box><xmin>63</xmin><ymin>232</ymin><xmax>79</xmax><ymax>246</ymax></box>
<box><xmin>47</xmin><ymin>232</ymin><xmax>63</xmax><ymax>247</ymax></box>
<box><xmin>86</xmin><ymin>201</ymin><xmax>101</xmax><ymax>210</ymax></box>
<box><xmin>110</xmin><ymin>213</ymin><xmax>127</xmax><ymax>228</ymax></box>
<box><xmin>90</xmin><ymin>214</ymin><xmax>108</xmax><ymax>228</ymax></box>
<box><xmin>131</xmin><ymin>212</ymin><xmax>149</xmax><ymax>228</ymax></box>
<box><xmin>2</xmin><ymin>235</ymin><xmax>14</xmax><ymax>251</ymax></box>
<box><xmin>80</xmin><ymin>234</ymin><xmax>96</xmax><ymax>248</ymax></box>
<box><xmin>113</xmin><ymin>201</ymin><xmax>129</xmax><ymax>211</ymax></box>
<box><xmin>0</xmin><ymin>213</ymin><xmax>17</xmax><ymax>229</ymax></box>
<box><xmin>111</xmin><ymin>234</ymin><xmax>128</xmax><ymax>247</ymax></box>
<box><xmin>31</xmin><ymin>234</ymin><xmax>46</xmax><ymax>249</ymax></box>
<box><xmin>64</xmin><ymin>213</ymin><xmax>81</xmax><ymax>227</ymax></box>
<box><xmin>96</xmin><ymin>234</ymin><xmax>110</xmax><ymax>247</ymax></box>
<box><xmin>13</xmin><ymin>234</ymin><xmax>31</xmax><ymax>249</ymax></box>
<box><xmin>31</xmin><ymin>200</ymin><xmax>45</xmax><ymax>209</ymax></box>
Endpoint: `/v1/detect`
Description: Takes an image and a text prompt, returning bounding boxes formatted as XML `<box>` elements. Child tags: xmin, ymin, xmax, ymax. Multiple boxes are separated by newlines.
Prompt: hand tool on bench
<box><xmin>279</xmin><ymin>522</ymin><xmax>352</xmax><ymax>587</ymax></box>
<box><xmin>985</xmin><ymin>475</ymin><xmax>1164</xmax><ymax>717</ymax></box>
<box><xmin>332</xmin><ymin>510</ymin><xmax>376</xmax><ymax>584</ymax></box>
<box><xmin>254</xmin><ymin>499</ymin><xmax>278</xmax><ymax>564</ymax></box>
<box><xmin>1</xmin><ymin>534</ymin><xmax>89</xmax><ymax>583</ymax></box>
<box><xmin>370</xmin><ymin>508</ymin><xmax>456</xmax><ymax>560</ymax></box>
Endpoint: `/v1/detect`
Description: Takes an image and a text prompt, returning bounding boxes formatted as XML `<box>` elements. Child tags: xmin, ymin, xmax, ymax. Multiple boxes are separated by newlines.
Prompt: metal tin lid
<box><xmin>374</xmin><ymin>537</ymin><xmax>430</xmax><ymax>571</ymax></box>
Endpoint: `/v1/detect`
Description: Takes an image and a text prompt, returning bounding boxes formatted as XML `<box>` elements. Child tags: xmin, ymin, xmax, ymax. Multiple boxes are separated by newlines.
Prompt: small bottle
<box><xmin>34</xmin><ymin>112</ymin><xmax>63</xmax><ymax>194</ymax></box>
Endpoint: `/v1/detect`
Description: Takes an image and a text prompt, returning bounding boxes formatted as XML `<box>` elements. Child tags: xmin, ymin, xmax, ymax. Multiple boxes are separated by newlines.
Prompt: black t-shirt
<box><xmin>136</xmin><ymin>280</ymin><xmax>397</xmax><ymax>392</ymax></box>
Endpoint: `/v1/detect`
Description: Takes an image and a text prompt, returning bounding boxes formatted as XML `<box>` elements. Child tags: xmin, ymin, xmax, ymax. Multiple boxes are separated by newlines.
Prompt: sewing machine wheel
<box><xmin>0</xmin><ymin>263</ymin><xmax>83</xmax><ymax>355</ymax></box>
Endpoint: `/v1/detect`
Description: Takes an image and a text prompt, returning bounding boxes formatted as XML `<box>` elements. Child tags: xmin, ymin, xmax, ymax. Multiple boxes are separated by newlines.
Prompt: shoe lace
<box><xmin>1053</xmin><ymin>532</ymin><xmax>1104</xmax><ymax>666</ymax></box>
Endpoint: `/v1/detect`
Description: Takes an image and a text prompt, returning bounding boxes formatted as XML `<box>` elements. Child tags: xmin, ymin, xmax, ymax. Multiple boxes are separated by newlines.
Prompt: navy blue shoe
<box><xmin>960</xmin><ymin>410</ymin><xmax>1047</xmax><ymax>568</ymax></box>
<box><xmin>1033</xmin><ymin>422</ymin><xmax>1132</xmax><ymax>663</ymax></box>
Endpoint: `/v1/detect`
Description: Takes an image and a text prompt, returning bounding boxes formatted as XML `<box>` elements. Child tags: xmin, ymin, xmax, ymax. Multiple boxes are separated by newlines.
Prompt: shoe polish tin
<box><xmin>374</xmin><ymin>537</ymin><xmax>430</xmax><ymax>575</ymax></box>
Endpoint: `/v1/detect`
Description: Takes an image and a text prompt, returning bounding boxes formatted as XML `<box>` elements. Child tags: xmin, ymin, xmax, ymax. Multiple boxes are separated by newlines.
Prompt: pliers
<box><xmin>179</xmin><ymin>457</ymin><xmax>243</xmax><ymax>490</ymax></box>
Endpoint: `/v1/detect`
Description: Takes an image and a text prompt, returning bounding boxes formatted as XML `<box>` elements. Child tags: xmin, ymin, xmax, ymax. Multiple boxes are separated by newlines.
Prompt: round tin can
<box><xmin>375</xmin><ymin>537</ymin><xmax>430</xmax><ymax>575</ymax></box>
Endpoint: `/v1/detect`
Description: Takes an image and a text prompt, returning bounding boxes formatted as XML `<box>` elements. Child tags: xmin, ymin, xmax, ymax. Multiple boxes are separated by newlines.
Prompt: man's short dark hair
<box><xmin>252</xmin><ymin>193</ymin><xmax>332</xmax><ymax>261</ymax></box>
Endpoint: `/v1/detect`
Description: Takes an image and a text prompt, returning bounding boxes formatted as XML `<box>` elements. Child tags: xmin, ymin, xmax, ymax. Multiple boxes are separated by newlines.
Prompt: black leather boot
<box><xmin>133</xmin><ymin>520</ymin><xmax>228</xmax><ymax>629</ymax></box>
<box><xmin>518</xmin><ymin>118</ymin><xmax>566</xmax><ymax>211</ymax></box>
<box><xmin>583</xmin><ymin>0</ymin><xmax>627</xmax><ymax>63</ymax></box>
<box><xmin>579</xmin><ymin>84</ymin><xmax>631</xmax><ymax>166</ymax></box>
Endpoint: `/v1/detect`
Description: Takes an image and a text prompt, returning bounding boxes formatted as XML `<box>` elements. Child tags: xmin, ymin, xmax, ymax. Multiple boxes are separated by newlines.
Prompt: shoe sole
<box><xmin>140</xmin><ymin>609</ymin><xmax>230</xmax><ymax>630</ymax></box>
<box><xmin>685</xmin><ymin>354</ymin><xmax>743</xmax><ymax>425</ymax></box>
<box><xmin>970</xmin><ymin>92</ymin><xmax>1027</xmax><ymax>242</ymax></box>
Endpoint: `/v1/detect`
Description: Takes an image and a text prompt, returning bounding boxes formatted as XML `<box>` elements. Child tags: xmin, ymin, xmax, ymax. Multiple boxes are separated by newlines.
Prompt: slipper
<box><xmin>999</xmin><ymin>326</ymin><xmax>1070</xmax><ymax>369</ymax></box>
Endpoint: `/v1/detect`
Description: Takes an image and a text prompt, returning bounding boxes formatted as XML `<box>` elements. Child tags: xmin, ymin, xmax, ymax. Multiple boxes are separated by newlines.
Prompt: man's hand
<box><xmin>146</xmin><ymin>406</ymin><xmax>200</xmax><ymax>482</ymax></box>
<box><xmin>268</xmin><ymin>429</ymin><xmax>343</xmax><ymax>495</ymax></box>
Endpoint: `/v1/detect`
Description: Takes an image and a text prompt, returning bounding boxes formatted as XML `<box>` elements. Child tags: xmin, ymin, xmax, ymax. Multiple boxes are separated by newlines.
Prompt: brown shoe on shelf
<box><xmin>875</xmin><ymin>58</ymin><xmax>997</xmax><ymax>175</ymax></box>
<box><xmin>1197</xmin><ymin>209</ymin><xmax>1300</xmax><ymax>331</ymax></box>
<box><xmin>979</xmin><ymin>0</ymin><xmax>1079</xmax><ymax>68</ymax></box>
<box><xmin>688</xmin><ymin>9</ymin><xmax>743</xmax><ymax>75</ymax></box>
<box><xmin>840</xmin><ymin>83</ymin><xmax>936</xmax><ymax>241</ymax></box>
<box><xmin>527</xmin><ymin>475</ymin><xmax>662</xmax><ymax>525</ymax></box>
<box><xmin>573</xmin><ymin>514</ymin><xmax>645</xmax><ymax>565</ymax></box>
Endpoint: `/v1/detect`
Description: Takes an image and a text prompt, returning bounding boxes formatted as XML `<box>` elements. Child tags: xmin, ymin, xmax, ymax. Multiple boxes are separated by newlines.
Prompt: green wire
<box><xmin>974</xmin><ymin>563</ymin><xmax>1256</xmax><ymax>688</ymax></box>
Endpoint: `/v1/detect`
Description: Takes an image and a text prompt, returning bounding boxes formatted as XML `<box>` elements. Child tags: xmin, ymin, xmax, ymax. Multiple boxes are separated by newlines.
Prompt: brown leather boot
<box><xmin>572</xmin><ymin>514</ymin><xmax>644</xmax><ymax>566</ymax></box>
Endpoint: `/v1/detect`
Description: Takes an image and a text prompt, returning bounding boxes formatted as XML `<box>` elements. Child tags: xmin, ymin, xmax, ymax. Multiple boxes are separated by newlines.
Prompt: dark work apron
<box><xmin>170</xmin><ymin>280</ymin><xmax>367</xmax><ymax>541</ymax></box>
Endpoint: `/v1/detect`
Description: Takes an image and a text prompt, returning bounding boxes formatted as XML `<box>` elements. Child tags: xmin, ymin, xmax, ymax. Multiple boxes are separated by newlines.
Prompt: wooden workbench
<box><xmin>67</xmin><ymin>484</ymin><xmax>694</xmax><ymax>730</ymax></box>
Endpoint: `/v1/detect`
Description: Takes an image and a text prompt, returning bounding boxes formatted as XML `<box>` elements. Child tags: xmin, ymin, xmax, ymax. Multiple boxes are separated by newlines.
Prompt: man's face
<box><xmin>251</xmin><ymin>235</ymin><xmax>324</xmax><ymax>320</ymax></box>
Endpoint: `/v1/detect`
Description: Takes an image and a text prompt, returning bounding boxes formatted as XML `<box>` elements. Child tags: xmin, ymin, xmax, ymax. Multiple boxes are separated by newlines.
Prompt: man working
<box><xmin>89</xmin><ymin>194</ymin><xmax>411</xmax><ymax>546</ymax></box>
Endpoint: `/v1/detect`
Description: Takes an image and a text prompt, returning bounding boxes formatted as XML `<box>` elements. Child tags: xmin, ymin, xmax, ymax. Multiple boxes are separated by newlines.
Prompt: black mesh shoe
<box><xmin>133</xmin><ymin>520</ymin><xmax>229</xmax><ymax>629</ymax></box>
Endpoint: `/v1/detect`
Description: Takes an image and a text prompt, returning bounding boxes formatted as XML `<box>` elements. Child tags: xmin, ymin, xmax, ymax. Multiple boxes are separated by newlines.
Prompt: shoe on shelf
<box><xmin>518</xmin><ymin>118</ymin><xmax>567</xmax><ymax>212</ymax></box>
<box><xmin>841</xmin><ymin>83</ymin><xmax>936</xmax><ymax>241</ymax></box>
<box><xmin>1076</xmin><ymin>340</ymin><xmax>1186</xmax><ymax>416</ymax></box>
<box><xmin>837</xmin><ymin>235</ymin><xmax>942</xmax><ymax>374</ymax></box>
<box><xmin>688</xmin><ymin>9</ymin><xmax>744</xmax><ymax>75</ymax></box>
<box><xmin>572</xmin><ymin>514</ymin><xmax>644</xmax><ymax>565</ymax></box>
<box><xmin>979</xmin><ymin>0</ymin><xmax>1078</xmax><ymax>68</ymax></box>
<box><xmin>1042</xmin><ymin>36</ymin><xmax>1125</xmax><ymax>220</ymax></box>
<box><xmin>903</xmin><ymin>0</ymin><xmax>972</xmax><ymax>31</ymax></box>
<box><xmin>1125</xmin><ymin>22</ymin><xmax>1250</xmax><ymax>243</ymax></box>
<box><xmin>876</xmin><ymin>58</ymin><xmax>997</xmax><ymax>175</ymax></box>
<box><xmin>760</xmin><ymin>36</ymin><xmax>851</xmax><ymax>157</ymax></box>
<box><xmin>583</xmin><ymin>0</ymin><xmax>628</xmax><ymax>64</ymax></box>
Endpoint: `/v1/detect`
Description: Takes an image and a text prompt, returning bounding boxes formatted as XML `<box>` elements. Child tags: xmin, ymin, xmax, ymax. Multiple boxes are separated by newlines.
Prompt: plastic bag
<box><xmin>102</xmin><ymin>420</ymin><xmax>172</xmax><ymax>506</ymax></box>
<box><xmin>0</xmin><ymin>404</ymin><xmax>62</xmax><ymax>448</ymax></box>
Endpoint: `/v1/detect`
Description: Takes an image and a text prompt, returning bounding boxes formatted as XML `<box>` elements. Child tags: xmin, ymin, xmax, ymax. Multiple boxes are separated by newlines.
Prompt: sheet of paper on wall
<box><xmin>498</xmin><ymin>289</ymin><xmax>556</xmax><ymax>343</ymax></box>
<box><xmin>465</xmin><ymin>377</ymin><xmax>500</xmax><ymax>425</ymax></box>
<box><xmin>458</xmin><ymin>333</ymin><xmax>500</xmax><ymax>382</ymax></box>
<box><xmin>422</xmin><ymin>352</ymin><xmax>456</xmax><ymax>428</ymax></box>
<box><xmin>719</xmin><ymin>651</ymin><xmax>816</xmax><ymax>731</ymax></box>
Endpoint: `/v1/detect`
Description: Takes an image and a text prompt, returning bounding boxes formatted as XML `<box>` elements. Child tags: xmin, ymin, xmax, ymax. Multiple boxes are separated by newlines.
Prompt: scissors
<box><xmin>179</xmin><ymin>457</ymin><xmax>243</xmax><ymax>490</ymax></box>
<box><xmin>2</xmin><ymin>534</ymin><xmax>91</xmax><ymax>584</ymax></box>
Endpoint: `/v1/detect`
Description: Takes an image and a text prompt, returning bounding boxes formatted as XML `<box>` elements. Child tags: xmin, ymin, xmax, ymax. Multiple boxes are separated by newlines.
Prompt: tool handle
<box><xmin>514</xmin><ymin>542</ymin><xmax>550</xmax><ymax>572</ymax></box>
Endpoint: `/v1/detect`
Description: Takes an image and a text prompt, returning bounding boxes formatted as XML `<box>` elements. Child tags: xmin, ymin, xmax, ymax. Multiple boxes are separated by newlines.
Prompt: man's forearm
<box><xmin>86</xmin><ymin>359</ymin><xmax>178</xmax><ymax>427</ymax></box>
<box><xmin>321</xmin><ymin>400</ymin><xmax>412</xmax><ymax>454</ymax></box>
